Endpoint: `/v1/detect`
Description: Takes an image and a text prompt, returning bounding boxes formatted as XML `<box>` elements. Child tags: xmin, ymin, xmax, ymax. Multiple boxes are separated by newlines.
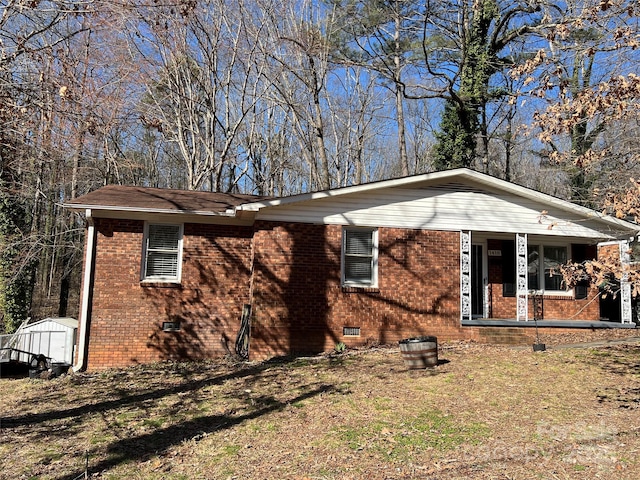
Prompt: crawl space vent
<box><xmin>162</xmin><ymin>321</ymin><xmax>181</xmax><ymax>332</ymax></box>
<box><xmin>343</xmin><ymin>326</ymin><xmax>361</xmax><ymax>337</ymax></box>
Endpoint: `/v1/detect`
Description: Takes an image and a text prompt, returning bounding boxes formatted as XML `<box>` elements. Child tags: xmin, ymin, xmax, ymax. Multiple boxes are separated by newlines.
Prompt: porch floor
<box><xmin>462</xmin><ymin>319</ymin><xmax>637</xmax><ymax>329</ymax></box>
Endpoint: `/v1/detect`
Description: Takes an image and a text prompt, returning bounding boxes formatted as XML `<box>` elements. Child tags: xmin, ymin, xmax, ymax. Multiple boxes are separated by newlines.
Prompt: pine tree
<box><xmin>432</xmin><ymin>99</ymin><xmax>478</xmax><ymax>170</ymax></box>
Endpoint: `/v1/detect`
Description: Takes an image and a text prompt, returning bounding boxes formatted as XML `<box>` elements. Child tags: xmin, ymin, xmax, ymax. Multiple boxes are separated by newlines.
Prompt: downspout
<box><xmin>243</xmin><ymin>215</ymin><xmax>257</xmax><ymax>361</ymax></box>
<box><xmin>73</xmin><ymin>209</ymin><xmax>96</xmax><ymax>372</ymax></box>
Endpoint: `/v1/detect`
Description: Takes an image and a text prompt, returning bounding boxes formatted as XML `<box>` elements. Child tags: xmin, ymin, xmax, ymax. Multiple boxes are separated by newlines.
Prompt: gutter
<box><xmin>64</xmin><ymin>203</ymin><xmax>238</xmax><ymax>217</ymax></box>
<box><xmin>73</xmin><ymin>209</ymin><xmax>96</xmax><ymax>372</ymax></box>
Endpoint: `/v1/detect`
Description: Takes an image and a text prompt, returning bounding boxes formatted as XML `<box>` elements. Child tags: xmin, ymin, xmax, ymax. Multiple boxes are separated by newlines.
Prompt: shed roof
<box><xmin>24</xmin><ymin>317</ymin><xmax>78</xmax><ymax>330</ymax></box>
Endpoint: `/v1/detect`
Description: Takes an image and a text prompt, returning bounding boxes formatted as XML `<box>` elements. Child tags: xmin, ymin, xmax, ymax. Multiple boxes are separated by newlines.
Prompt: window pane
<box><xmin>345</xmin><ymin>257</ymin><xmax>373</xmax><ymax>283</ymax></box>
<box><xmin>148</xmin><ymin>224</ymin><xmax>179</xmax><ymax>250</ymax></box>
<box><xmin>146</xmin><ymin>251</ymin><xmax>178</xmax><ymax>277</ymax></box>
<box><xmin>543</xmin><ymin>246</ymin><xmax>567</xmax><ymax>290</ymax></box>
<box><xmin>544</xmin><ymin>273</ymin><xmax>564</xmax><ymax>291</ymax></box>
<box><xmin>346</xmin><ymin>230</ymin><xmax>373</xmax><ymax>255</ymax></box>
<box><xmin>543</xmin><ymin>246</ymin><xmax>567</xmax><ymax>268</ymax></box>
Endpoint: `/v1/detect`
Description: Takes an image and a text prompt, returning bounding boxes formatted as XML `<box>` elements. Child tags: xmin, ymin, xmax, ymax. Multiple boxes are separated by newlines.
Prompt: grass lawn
<box><xmin>1</xmin><ymin>334</ymin><xmax>640</xmax><ymax>479</ymax></box>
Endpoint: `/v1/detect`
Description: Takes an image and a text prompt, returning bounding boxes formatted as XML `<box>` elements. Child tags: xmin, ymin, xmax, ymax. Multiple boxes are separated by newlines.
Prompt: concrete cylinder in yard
<box><xmin>399</xmin><ymin>336</ymin><xmax>438</xmax><ymax>369</ymax></box>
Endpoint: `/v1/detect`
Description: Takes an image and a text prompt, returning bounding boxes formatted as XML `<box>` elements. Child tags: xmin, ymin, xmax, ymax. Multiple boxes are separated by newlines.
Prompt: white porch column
<box><xmin>619</xmin><ymin>240</ymin><xmax>633</xmax><ymax>324</ymax></box>
<box><xmin>460</xmin><ymin>231</ymin><xmax>472</xmax><ymax>322</ymax></box>
<box><xmin>516</xmin><ymin>233</ymin><xmax>529</xmax><ymax>321</ymax></box>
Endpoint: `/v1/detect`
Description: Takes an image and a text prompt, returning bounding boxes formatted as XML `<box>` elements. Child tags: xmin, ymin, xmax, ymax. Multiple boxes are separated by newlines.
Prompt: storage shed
<box><xmin>16</xmin><ymin>317</ymin><xmax>78</xmax><ymax>365</ymax></box>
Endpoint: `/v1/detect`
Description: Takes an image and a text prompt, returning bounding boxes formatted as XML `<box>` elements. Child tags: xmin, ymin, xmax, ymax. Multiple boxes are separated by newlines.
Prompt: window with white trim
<box><xmin>342</xmin><ymin>228</ymin><xmax>378</xmax><ymax>287</ymax></box>
<box><xmin>528</xmin><ymin>244</ymin><xmax>567</xmax><ymax>291</ymax></box>
<box><xmin>142</xmin><ymin>223</ymin><xmax>183</xmax><ymax>282</ymax></box>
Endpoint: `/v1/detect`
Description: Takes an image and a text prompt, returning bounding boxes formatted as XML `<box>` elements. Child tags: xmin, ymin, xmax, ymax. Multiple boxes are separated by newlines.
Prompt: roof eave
<box><xmin>63</xmin><ymin>203</ymin><xmax>237</xmax><ymax>217</ymax></box>
<box><xmin>234</xmin><ymin>168</ymin><xmax>640</xmax><ymax>234</ymax></box>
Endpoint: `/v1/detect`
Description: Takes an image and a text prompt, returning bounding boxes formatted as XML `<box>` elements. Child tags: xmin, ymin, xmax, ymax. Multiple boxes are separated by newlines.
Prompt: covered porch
<box><xmin>460</xmin><ymin>231</ymin><xmax>638</xmax><ymax>327</ymax></box>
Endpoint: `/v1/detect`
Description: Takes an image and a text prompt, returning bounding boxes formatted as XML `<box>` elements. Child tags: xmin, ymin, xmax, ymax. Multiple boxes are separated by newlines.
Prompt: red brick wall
<box><xmin>249</xmin><ymin>222</ymin><xmax>465</xmax><ymax>359</ymax></box>
<box><xmin>81</xmin><ymin>217</ymin><xmax>617</xmax><ymax>368</ymax></box>
<box><xmin>84</xmin><ymin>218</ymin><xmax>253</xmax><ymax>369</ymax></box>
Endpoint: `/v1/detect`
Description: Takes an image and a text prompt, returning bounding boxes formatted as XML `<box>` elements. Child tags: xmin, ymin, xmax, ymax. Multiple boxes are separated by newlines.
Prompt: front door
<box><xmin>472</xmin><ymin>244</ymin><xmax>484</xmax><ymax>317</ymax></box>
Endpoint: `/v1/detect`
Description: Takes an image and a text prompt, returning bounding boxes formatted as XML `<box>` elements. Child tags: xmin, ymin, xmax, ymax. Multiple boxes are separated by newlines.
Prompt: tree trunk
<box><xmin>395</xmin><ymin>82</ymin><xmax>409</xmax><ymax>176</ymax></box>
<box><xmin>394</xmin><ymin>11</ymin><xmax>409</xmax><ymax>176</ymax></box>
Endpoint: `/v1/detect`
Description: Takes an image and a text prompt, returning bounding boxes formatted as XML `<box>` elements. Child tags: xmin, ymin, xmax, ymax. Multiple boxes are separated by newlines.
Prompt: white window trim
<box><xmin>141</xmin><ymin>222</ymin><xmax>184</xmax><ymax>283</ymax></box>
<box><xmin>527</xmin><ymin>242</ymin><xmax>573</xmax><ymax>297</ymax></box>
<box><xmin>341</xmin><ymin>227</ymin><xmax>378</xmax><ymax>288</ymax></box>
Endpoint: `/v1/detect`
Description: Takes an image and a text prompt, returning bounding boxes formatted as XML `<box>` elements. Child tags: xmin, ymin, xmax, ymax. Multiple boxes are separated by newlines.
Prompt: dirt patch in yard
<box><xmin>1</xmin><ymin>332</ymin><xmax>640</xmax><ymax>479</ymax></box>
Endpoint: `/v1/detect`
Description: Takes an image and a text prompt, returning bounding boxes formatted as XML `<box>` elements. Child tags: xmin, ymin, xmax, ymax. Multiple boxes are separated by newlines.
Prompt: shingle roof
<box><xmin>65</xmin><ymin>185</ymin><xmax>267</xmax><ymax>214</ymax></box>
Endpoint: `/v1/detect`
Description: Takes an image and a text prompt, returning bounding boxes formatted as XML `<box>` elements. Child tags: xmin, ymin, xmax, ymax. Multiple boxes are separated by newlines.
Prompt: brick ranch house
<box><xmin>65</xmin><ymin>168</ymin><xmax>639</xmax><ymax>370</ymax></box>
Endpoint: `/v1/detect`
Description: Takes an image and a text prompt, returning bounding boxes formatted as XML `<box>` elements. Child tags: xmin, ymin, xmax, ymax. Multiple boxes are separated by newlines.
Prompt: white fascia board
<box><xmin>64</xmin><ymin>203</ymin><xmax>237</xmax><ymax>217</ymax></box>
<box><xmin>64</xmin><ymin>205</ymin><xmax>255</xmax><ymax>226</ymax></box>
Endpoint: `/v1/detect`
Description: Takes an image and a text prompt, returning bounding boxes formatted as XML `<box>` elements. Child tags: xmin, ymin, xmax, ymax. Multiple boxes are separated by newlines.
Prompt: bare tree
<box><xmin>254</xmin><ymin>0</ymin><xmax>339</xmax><ymax>190</ymax></box>
<box><xmin>133</xmin><ymin>0</ymin><xmax>268</xmax><ymax>191</ymax></box>
<box><xmin>331</xmin><ymin>0</ymin><xmax>429</xmax><ymax>177</ymax></box>
<box><xmin>515</xmin><ymin>0</ymin><xmax>640</xmax><ymax>207</ymax></box>
<box><xmin>0</xmin><ymin>1</ymin><xmax>100</xmax><ymax>330</ymax></box>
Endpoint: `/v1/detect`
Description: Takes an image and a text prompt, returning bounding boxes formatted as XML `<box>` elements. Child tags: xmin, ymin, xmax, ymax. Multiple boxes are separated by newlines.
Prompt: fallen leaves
<box><xmin>2</xmin><ymin>337</ymin><xmax>640</xmax><ymax>478</ymax></box>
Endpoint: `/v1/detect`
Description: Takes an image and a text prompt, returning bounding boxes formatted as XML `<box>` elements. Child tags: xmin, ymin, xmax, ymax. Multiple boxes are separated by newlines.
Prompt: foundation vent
<box><xmin>343</xmin><ymin>326</ymin><xmax>361</xmax><ymax>337</ymax></box>
<box><xmin>162</xmin><ymin>321</ymin><xmax>181</xmax><ymax>332</ymax></box>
